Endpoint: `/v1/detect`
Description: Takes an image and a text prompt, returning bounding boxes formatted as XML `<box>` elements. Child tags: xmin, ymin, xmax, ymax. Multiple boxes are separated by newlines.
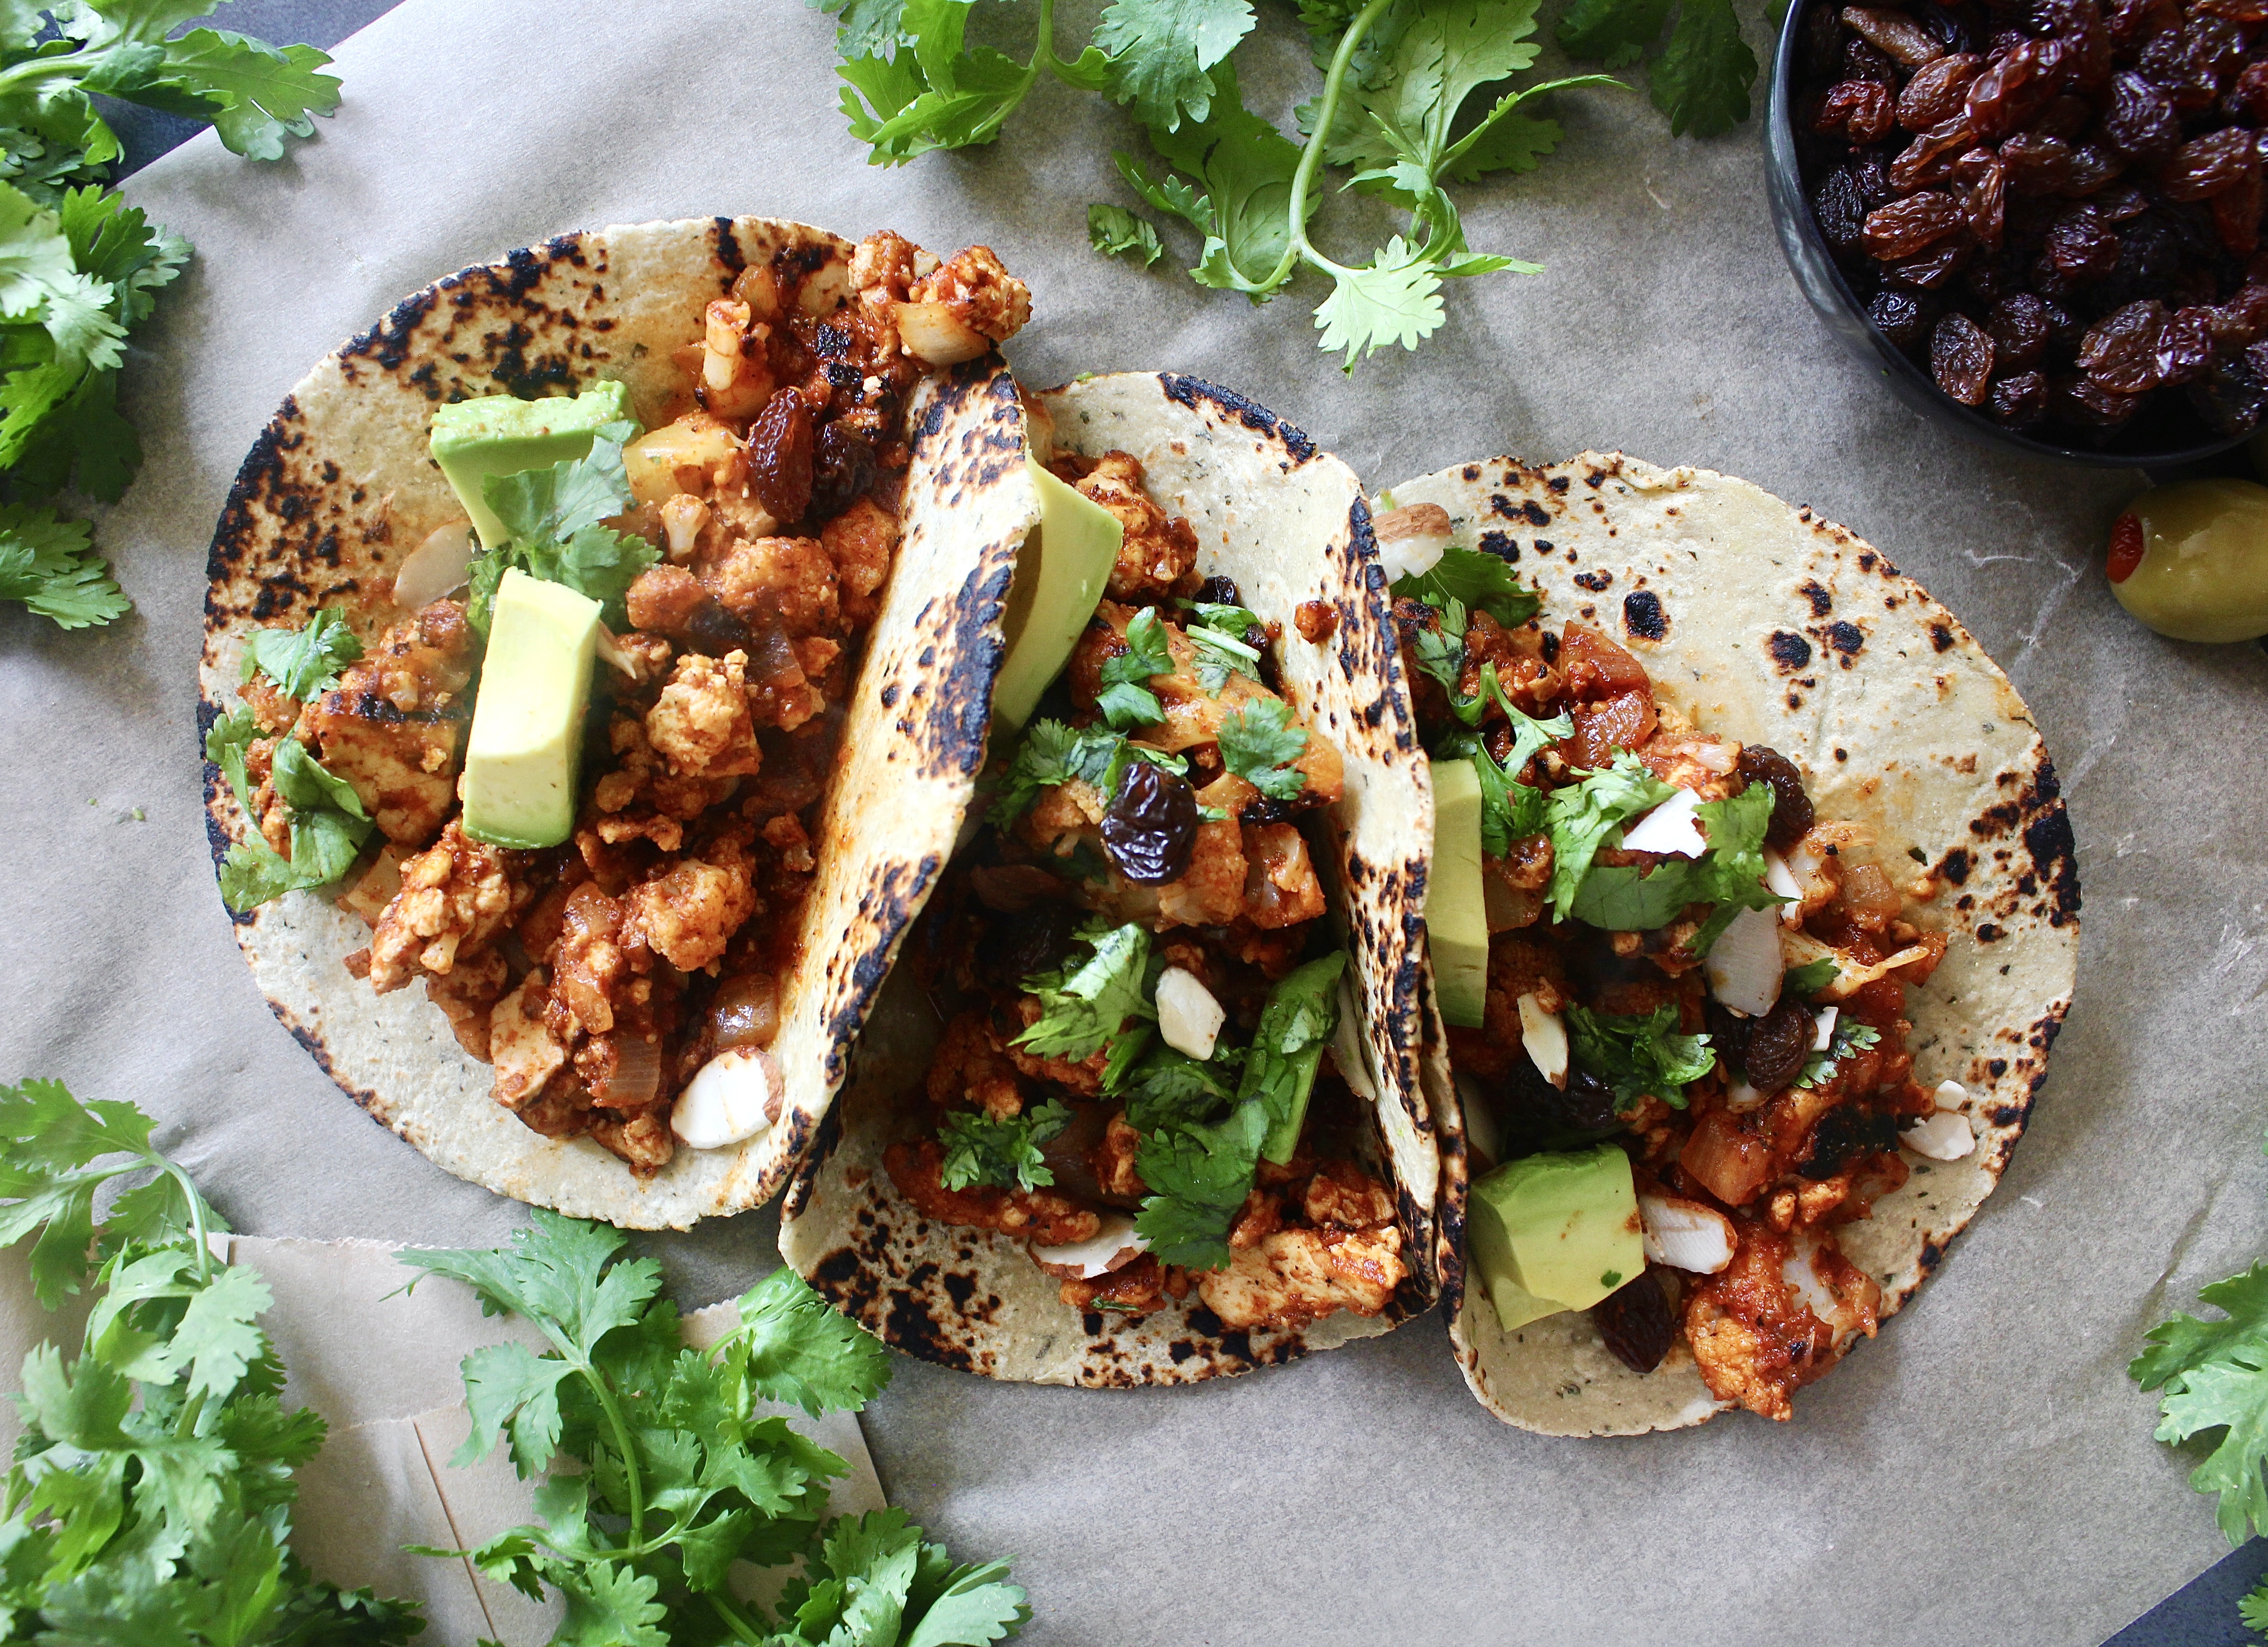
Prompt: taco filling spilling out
<box><xmin>205</xmin><ymin>230</ymin><xmax>1030</xmax><ymax>1176</ymax></box>
<box><xmin>889</xmin><ymin>449</ymin><xmax>1408</xmax><ymax>1335</ymax></box>
<box><xmin>1383</xmin><ymin>504</ymin><xmax>1962</xmax><ymax>1421</ymax></box>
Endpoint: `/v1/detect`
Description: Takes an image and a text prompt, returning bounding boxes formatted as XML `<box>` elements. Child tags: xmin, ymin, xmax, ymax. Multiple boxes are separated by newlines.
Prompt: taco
<box><xmin>1374</xmin><ymin>452</ymin><xmax>2078</xmax><ymax>1433</ymax></box>
<box><xmin>777</xmin><ymin>374</ymin><xmax>1446</xmax><ymax>1385</ymax></box>
<box><xmin>200</xmin><ymin>216</ymin><xmax>1040</xmax><ymax>1229</ymax></box>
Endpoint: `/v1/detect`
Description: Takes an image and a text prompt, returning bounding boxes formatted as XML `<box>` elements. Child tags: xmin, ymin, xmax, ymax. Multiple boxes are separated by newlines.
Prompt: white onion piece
<box><xmin>1812</xmin><ymin>1006</ymin><xmax>1839</xmax><ymax>1051</ymax></box>
<box><xmin>1456</xmin><ymin>1072</ymin><xmax>1502</xmax><ymax>1168</ymax></box>
<box><xmin>1031</xmin><ymin>1214</ymin><xmax>1148</xmax><ymax>1280</ymax></box>
<box><xmin>1902</xmin><ymin>1110</ymin><xmax>1976</xmax><ymax>1160</ymax></box>
<box><xmin>1516</xmin><ymin>993</ymin><xmax>1569</xmax><ymax>1090</ymax></box>
<box><xmin>671</xmin><ymin>1047</ymin><xmax>781</xmax><ymax>1150</ymax></box>
<box><xmin>894</xmin><ymin>300</ymin><xmax>990</xmax><ymax>365</ymax></box>
<box><xmin>1933</xmin><ymin>1079</ymin><xmax>1969</xmax><ymax>1110</ymax></box>
<box><xmin>1620</xmin><ymin>787</ymin><xmax>1707</xmax><ymax>857</ymax></box>
<box><xmin>595</xmin><ymin>1033</ymin><xmax>662</xmax><ymax>1108</ymax></box>
<box><xmin>1725</xmin><ymin>1078</ymin><xmax>1767</xmax><ymax>1114</ymax></box>
<box><xmin>1704</xmin><ymin>903</ymin><xmax>1784</xmax><ymax>1017</ymax></box>
<box><xmin>1688</xmin><ymin>740</ymin><xmax>1738</xmax><ymax>774</ymax></box>
<box><xmin>1782</xmin><ymin>1236</ymin><xmax>1849</xmax><ymax>1328</ymax></box>
<box><xmin>1155</xmin><ymin>966</ymin><xmax>1225</xmax><ymax>1060</ymax></box>
<box><xmin>1764</xmin><ymin>849</ymin><xmax>1803</xmax><ymax>921</ymax></box>
<box><xmin>394</xmin><ymin>520</ymin><xmax>477</xmax><ymax>609</ymax></box>
<box><xmin>1640</xmin><ymin>1194</ymin><xmax>1737</xmax><ymax>1274</ymax></box>
<box><xmin>798</xmin><ymin>261</ymin><xmax>851</xmax><ymax>316</ymax></box>
<box><xmin>1371</xmin><ymin>502</ymin><xmax>1454</xmax><ymax>582</ymax></box>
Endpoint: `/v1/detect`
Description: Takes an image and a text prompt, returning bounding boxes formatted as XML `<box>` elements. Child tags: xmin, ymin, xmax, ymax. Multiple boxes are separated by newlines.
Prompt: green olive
<box><xmin>2108</xmin><ymin>478</ymin><xmax>2268</xmax><ymax>644</ymax></box>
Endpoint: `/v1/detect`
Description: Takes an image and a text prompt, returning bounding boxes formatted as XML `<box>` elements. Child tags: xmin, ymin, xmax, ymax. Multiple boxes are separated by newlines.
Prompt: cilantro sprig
<box><xmin>401</xmin><ymin>1216</ymin><xmax>1030</xmax><ymax>1644</ymax></box>
<box><xmin>816</xmin><ymin>0</ymin><xmax>1644</xmax><ymax>369</ymax></box>
<box><xmin>1542</xmin><ymin>751</ymin><xmax>1675</xmax><ymax>920</ymax></box>
<box><xmin>1013</xmin><ymin>920</ymin><xmax>1156</xmax><ymax>1064</ymax></box>
<box><xmin>0</xmin><ymin>1079</ymin><xmax>421</xmax><ymax>1642</ymax></box>
<box><xmin>1565</xmin><ymin>1002</ymin><xmax>1713</xmax><ymax>1111</ymax></box>
<box><xmin>0</xmin><ymin>6</ymin><xmax>341</xmax><ymax>632</ymax></box>
<box><xmin>465</xmin><ymin>419</ymin><xmax>658</xmax><ymax>634</ymax></box>
<box><xmin>1796</xmin><ymin>1016</ymin><xmax>1881</xmax><ymax>1089</ymax></box>
<box><xmin>939</xmin><ymin>1099</ymin><xmax>1074</xmax><ymax>1193</ymax></box>
<box><xmin>1396</xmin><ymin>544</ymin><xmax>1542</xmax><ymax>633</ymax></box>
<box><xmin>1219</xmin><ymin>696</ymin><xmax>1308</xmax><ymax>801</ymax></box>
<box><xmin>1568</xmin><ymin>781</ymin><xmax>1783</xmax><ymax>952</ymax></box>
<box><xmin>986</xmin><ymin>718</ymin><xmax>1188</xmax><ymax>830</ymax></box>
<box><xmin>1556</xmin><ymin>0</ymin><xmax>1757</xmax><ymax>137</ymax></box>
<box><xmin>1096</xmin><ymin>606</ymin><xmax>1173</xmax><ymax>728</ymax></box>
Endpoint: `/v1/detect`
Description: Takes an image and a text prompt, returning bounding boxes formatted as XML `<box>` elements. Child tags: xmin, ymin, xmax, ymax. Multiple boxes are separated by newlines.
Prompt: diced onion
<box><xmin>1703</xmin><ymin>903</ymin><xmax>1783</xmax><ymax>1017</ymax></box>
<box><xmin>594</xmin><ymin>1033</ymin><xmax>662</xmax><ymax>1109</ymax></box>
<box><xmin>1333</xmin><ymin>978</ymin><xmax>1380</xmax><ymax>1105</ymax></box>
<box><xmin>1933</xmin><ymin>1079</ymin><xmax>1969</xmax><ymax>1109</ymax></box>
<box><xmin>1456</xmin><ymin>1072</ymin><xmax>1502</xmax><ymax>1169</ymax></box>
<box><xmin>1640</xmin><ymin>1194</ymin><xmax>1737</xmax><ymax>1274</ymax></box>
<box><xmin>1782</xmin><ymin>1238</ymin><xmax>1845</xmax><ymax>1325</ymax></box>
<box><xmin>1620</xmin><ymin>788</ymin><xmax>1707</xmax><ymax>857</ymax></box>
<box><xmin>1155</xmin><ymin>967</ymin><xmax>1226</xmax><ymax>1060</ymax></box>
<box><xmin>671</xmin><ymin>1047</ymin><xmax>781</xmax><ymax>1150</ymax></box>
<box><xmin>894</xmin><ymin>300</ymin><xmax>990</xmax><ymax>365</ymax></box>
<box><xmin>709</xmin><ymin>972</ymin><xmax>781</xmax><ymax>1052</ymax></box>
<box><xmin>1724</xmin><ymin>1078</ymin><xmax>1767</xmax><ymax>1114</ymax></box>
<box><xmin>394</xmin><ymin>520</ymin><xmax>477</xmax><ymax>610</ymax></box>
<box><xmin>1688</xmin><ymin>740</ymin><xmax>1738</xmax><ymax>774</ymax></box>
<box><xmin>1764</xmin><ymin>849</ymin><xmax>1803</xmax><ymax>920</ymax></box>
<box><xmin>1812</xmin><ymin>1005</ymin><xmax>1839</xmax><ymax>1051</ymax></box>
<box><xmin>1371</xmin><ymin>502</ymin><xmax>1454</xmax><ymax>582</ymax></box>
<box><xmin>1901</xmin><ymin>1110</ymin><xmax>1976</xmax><ymax>1160</ymax></box>
<box><xmin>1515</xmin><ymin>993</ymin><xmax>1569</xmax><ymax>1089</ymax></box>
<box><xmin>1031</xmin><ymin>1214</ymin><xmax>1148</xmax><ymax>1280</ymax></box>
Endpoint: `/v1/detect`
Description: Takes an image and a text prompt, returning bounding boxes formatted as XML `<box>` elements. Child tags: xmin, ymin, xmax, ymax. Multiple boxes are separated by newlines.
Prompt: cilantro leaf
<box><xmin>1013</xmin><ymin>921</ymin><xmax>1153</xmax><ymax>1062</ymax></box>
<box><xmin>728</xmin><ymin>1265</ymin><xmax>892</xmax><ymax>1417</ymax></box>
<box><xmin>1566</xmin><ymin>1002</ymin><xmax>1714</xmax><ymax>1110</ymax></box>
<box><xmin>1122</xmin><ymin>1040</ymin><xmax>1243</xmax><ymax>1132</ymax></box>
<box><xmin>1544</xmin><ymin>752</ymin><xmax>1677</xmax><ymax>920</ymax></box>
<box><xmin>468</xmin><ymin>423</ymin><xmax>658</xmax><ymax>632</ymax></box>
<box><xmin>213</xmin><ymin>737</ymin><xmax>375</xmax><ymax>912</ymax></box>
<box><xmin>1797</xmin><ymin>1018</ymin><xmax>1882</xmax><ymax>1089</ymax></box>
<box><xmin>1569</xmin><ymin>781</ymin><xmax>1781</xmax><ymax>947</ymax></box>
<box><xmin>1218</xmin><ymin>696</ymin><xmax>1308</xmax><ymax>800</ymax></box>
<box><xmin>939</xmin><ymin>1098</ymin><xmax>1073</xmax><ymax>1193</ymax></box>
<box><xmin>2157</xmin><ymin>1348</ymin><xmax>2268</xmax><ymax>1546</ymax></box>
<box><xmin>152</xmin><ymin>30</ymin><xmax>342</xmax><ymax>163</ymax></box>
<box><xmin>240</xmin><ymin>606</ymin><xmax>362</xmax><ymax>700</ymax></box>
<box><xmin>1097</xmin><ymin>606</ymin><xmax>1173</xmax><ymax>728</ymax></box>
<box><xmin>1096</xmin><ymin>0</ymin><xmax>1255</xmax><ymax>130</ymax></box>
<box><xmin>903</xmin><ymin>1555</ymin><xmax>1032</xmax><ymax>1645</ymax></box>
<box><xmin>1649</xmin><ymin>0</ymin><xmax>1755</xmax><ymax>136</ymax></box>
<box><xmin>988</xmin><ymin>718</ymin><xmax>1189</xmax><ymax>829</ymax></box>
<box><xmin>1121</xmin><ymin>61</ymin><xmax>1309</xmax><ymax>294</ymax></box>
<box><xmin>1394</xmin><ymin>543</ymin><xmax>1541</xmax><ymax>629</ymax></box>
<box><xmin>1556</xmin><ymin>0</ymin><xmax>1673</xmax><ymax>69</ymax></box>
<box><xmin>0</xmin><ymin>499</ymin><xmax>124</xmax><ymax>627</ymax></box>
<box><xmin>810</xmin><ymin>0</ymin><xmax>912</xmax><ymax>57</ymax></box>
<box><xmin>1782</xmin><ymin>956</ymin><xmax>1838</xmax><ymax>999</ymax></box>
<box><xmin>1089</xmin><ymin>201</ymin><xmax>1164</xmax><ymax>265</ymax></box>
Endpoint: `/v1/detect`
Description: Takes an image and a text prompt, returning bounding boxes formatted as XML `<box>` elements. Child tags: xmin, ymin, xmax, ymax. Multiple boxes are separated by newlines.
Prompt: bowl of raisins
<box><xmin>1768</xmin><ymin>0</ymin><xmax>2268</xmax><ymax>465</ymax></box>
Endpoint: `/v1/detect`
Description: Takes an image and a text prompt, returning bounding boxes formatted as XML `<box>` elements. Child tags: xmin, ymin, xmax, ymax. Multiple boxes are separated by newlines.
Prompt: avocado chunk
<box><xmin>461</xmin><ymin>568</ymin><xmax>602</xmax><ymax>850</ymax></box>
<box><xmin>431</xmin><ymin>381</ymin><xmax>636</xmax><ymax>550</ymax></box>
<box><xmin>991</xmin><ymin>458</ymin><xmax>1124</xmax><ymax>730</ymax></box>
<box><xmin>1428</xmin><ymin>756</ymin><xmax>1490</xmax><ymax>1028</ymax></box>
<box><xmin>1466</xmin><ymin>1143</ymin><xmax>1643</xmax><ymax>1330</ymax></box>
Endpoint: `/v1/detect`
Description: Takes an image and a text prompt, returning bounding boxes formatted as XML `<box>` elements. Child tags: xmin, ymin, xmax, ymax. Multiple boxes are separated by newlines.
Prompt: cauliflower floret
<box><xmin>703</xmin><ymin>535</ymin><xmax>838</xmax><ymax>637</ymax></box>
<box><xmin>645</xmin><ymin>651</ymin><xmax>760</xmax><ymax>779</ymax></box>
<box><xmin>1197</xmin><ymin>1225</ymin><xmax>1406</xmax><ymax>1331</ymax></box>
<box><xmin>621</xmin><ymin>835</ymin><xmax>758</xmax><ymax>973</ymax></box>
<box><xmin>1066</xmin><ymin>452</ymin><xmax>1198</xmax><ymax>601</ymax></box>
<box><xmin>367</xmin><ymin>821</ymin><xmax>522</xmax><ymax>992</ymax></box>
<box><xmin>908</xmin><ymin>246</ymin><xmax>1032</xmax><ymax>346</ymax></box>
<box><xmin>820</xmin><ymin>497</ymin><xmax>898</xmax><ymax>626</ymax></box>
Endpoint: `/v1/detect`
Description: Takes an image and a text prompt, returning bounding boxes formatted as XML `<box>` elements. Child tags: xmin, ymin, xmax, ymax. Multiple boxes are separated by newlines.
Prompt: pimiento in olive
<box><xmin>1591</xmin><ymin>1270</ymin><xmax>1678</xmax><ymax>1374</ymax></box>
<box><xmin>1736</xmin><ymin>743</ymin><xmax>1815</xmax><ymax>850</ymax></box>
<box><xmin>2105</xmin><ymin>478</ymin><xmax>2268</xmax><ymax>642</ymax></box>
<box><xmin>1098</xmin><ymin>761</ymin><xmax>1200</xmax><ymax>885</ymax></box>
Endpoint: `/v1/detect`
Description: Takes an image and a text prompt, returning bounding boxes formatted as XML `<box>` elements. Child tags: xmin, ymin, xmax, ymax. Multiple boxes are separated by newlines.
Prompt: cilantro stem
<box><xmin>582</xmin><ymin>1364</ymin><xmax>646</xmax><ymax>1546</ymax></box>
<box><xmin>1264</xmin><ymin>0</ymin><xmax>1398</xmax><ymax>288</ymax></box>
<box><xmin>707</xmin><ymin>1592</ymin><xmax>763</xmax><ymax>1645</ymax></box>
<box><xmin>163</xmin><ymin>1157</ymin><xmax>215</xmax><ymax>1287</ymax></box>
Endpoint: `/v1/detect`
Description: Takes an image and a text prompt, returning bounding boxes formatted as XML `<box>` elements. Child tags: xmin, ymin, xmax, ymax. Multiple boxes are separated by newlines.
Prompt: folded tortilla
<box><xmin>1384</xmin><ymin>452</ymin><xmax>2079</xmax><ymax>1435</ymax></box>
<box><xmin>199</xmin><ymin>217</ymin><xmax>1040</xmax><ymax>1230</ymax></box>
<box><xmin>777</xmin><ymin>373</ymin><xmax>1449</xmax><ymax>1385</ymax></box>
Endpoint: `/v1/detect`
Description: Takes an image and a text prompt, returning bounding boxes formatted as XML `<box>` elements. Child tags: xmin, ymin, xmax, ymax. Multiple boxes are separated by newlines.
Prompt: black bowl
<box><xmin>1763</xmin><ymin>0</ymin><xmax>2255</xmax><ymax>470</ymax></box>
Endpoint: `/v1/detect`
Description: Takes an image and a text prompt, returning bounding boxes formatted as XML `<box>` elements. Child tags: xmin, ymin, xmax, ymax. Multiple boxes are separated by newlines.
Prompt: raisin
<box><xmin>1845</xmin><ymin>35</ymin><xmax>1905</xmax><ymax>84</ymax></box>
<box><xmin>1987</xmin><ymin>368</ymin><xmax>2050</xmax><ymax>422</ymax></box>
<box><xmin>1552</xmin><ymin>1068</ymin><xmax>1627</xmax><ymax>1133</ymax></box>
<box><xmin>2095</xmin><ymin>212</ymin><xmax>2183</xmax><ymax>308</ymax></box>
<box><xmin>1816</xmin><ymin>168</ymin><xmax>1871</xmax><ymax>250</ymax></box>
<box><xmin>2104</xmin><ymin>0</ymin><xmax>2177</xmax><ymax>44</ymax></box>
<box><xmin>1815</xmin><ymin>79</ymin><xmax>1898</xmax><ymax>144</ymax></box>
<box><xmin>1890</xmin><ymin>116</ymin><xmax>1981</xmax><ymax>190</ymax></box>
<box><xmin>2140</xmin><ymin>18</ymin><xmax>2243</xmax><ymax>111</ymax></box>
<box><xmin>2213</xmin><ymin>169</ymin><xmax>2266</xmax><ymax>256</ymax></box>
<box><xmin>1988</xmin><ymin>291</ymin><xmax>2052</xmax><ymax>364</ymax></box>
<box><xmin>807</xmin><ymin>419</ymin><xmax>877</xmax><ymax>522</ymax></box>
<box><xmin>1964</xmin><ymin>247</ymin><xmax>2030</xmax><ymax>303</ymax></box>
<box><xmin>1913</xmin><ymin>0</ymin><xmax>1981</xmax><ymax>55</ymax></box>
<box><xmin>1883</xmin><ymin>236</ymin><xmax>1974</xmax><ymax>287</ymax></box>
<box><xmin>2062</xmin><ymin>144</ymin><xmax>2123</xmax><ymax>197</ymax></box>
<box><xmin>2195</xmin><ymin>0</ymin><xmax>2268</xmax><ymax>19</ymax></box>
<box><xmin>1998</xmin><ymin>133</ymin><xmax>2073</xmax><ymax>194</ymax></box>
<box><xmin>2032</xmin><ymin>93</ymin><xmax>2097</xmax><ymax>140</ymax></box>
<box><xmin>1737</xmin><ymin>744</ymin><xmax>1815</xmax><ymax>848</ymax></box>
<box><xmin>1868</xmin><ymin>287</ymin><xmax>1934</xmax><ymax>346</ymax></box>
<box><xmin>2212</xmin><ymin>281</ymin><xmax>2268</xmax><ymax>347</ymax></box>
<box><xmin>2156</xmin><ymin>306</ymin><xmax>2218</xmax><ymax>384</ymax></box>
<box><xmin>2227</xmin><ymin>60</ymin><xmax>2268</xmax><ymax>123</ymax></box>
<box><xmin>2102</xmin><ymin>69</ymin><xmax>2180</xmax><ymax>162</ymax></box>
<box><xmin>1099</xmin><ymin>761</ymin><xmax>1200</xmax><ymax>885</ymax></box>
<box><xmin>1845</xmin><ymin>5</ymin><xmax>1947</xmax><ymax>62</ymax></box>
<box><xmin>2045</xmin><ymin>205</ymin><xmax>2118</xmax><ymax>279</ymax></box>
<box><xmin>1932</xmin><ymin>310</ymin><xmax>1999</xmax><ymax>402</ymax></box>
<box><xmin>2053</xmin><ymin>372</ymin><xmax>2145</xmax><ymax>426</ymax></box>
<box><xmin>2034</xmin><ymin>0</ymin><xmax>2112</xmax><ymax>90</ymax></box>
<box><xmin>1898</xmin><ymin>52</ymin><xmax>1985</xmax><ymax>129</ymax></box>
<box><xmin>685</xmin><ymin>598</ymin><xmax>756</xmax><ymax>657</ymax></box>
<box><xmin>2078</xmin><ymin>299</ymin><xmax>2170</xmax><ymax>393</ymax></box>
<box><xmin>2163</xmin><ymin>129</ymin><xmax>2258</xmax><ymax>201</ymax></box>
<box><xmin>1744</xmin><ymin>1000</ymin><xmax>1817</xmax><ymax>1093</ymax></box>
<box><xmin>1864</xmin><ymin>189</ymin><xmax>1967</xmax><ymax>257</ymax></box>
<box><xmin>977</xmin><ymin>898</ymin><xmax>1079</xmax><ymax>994</ymax></box>
<box><xmin>1801</xmin><ymin>2</ymin><xmax>1848</xmax><ymax>79</ymax></box>
<box><xmin>1704</xmin><ymin>997</ymin><xmax>1754</xmax><ymax>1068</ymax></box>
<box><xmin>2188</xmin><ymin>345</ymin><xmax>2268</xmax><ymax>434</ymax></box>
<box><xmin>1592</xmin><ymin>1272</ymin><xmax>1678</xmax><ymax>1375</ymax></box>
<box><xmin>1966</xmin><ymin>38</ymin><xmax>2067</xmax><ymax>139</ymax></box>
<box><xmin>2092</xmin><ymin>183</ymin><xmax>2153</xmax><ymax>223</ymax></box>
<box><xmin>1962</xmin><ymin>152</ymin><xmax>2008</xmax><ymax>246</ymax></box>
<box><xmin>1849</xmin><ymin>153</ymin><xmax>1899</xmax><ymax>207</ymax></box>
<box><xmin>746</xmin><ymin>389</ymin><xmax>814</xmax><ymax>524</ymax></box>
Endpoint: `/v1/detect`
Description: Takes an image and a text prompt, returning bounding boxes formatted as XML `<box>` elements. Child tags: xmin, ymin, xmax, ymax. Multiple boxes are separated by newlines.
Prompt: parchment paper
<box><xmin>0</xmin><ymin>1</ymin><xmax>2261</xmax><ymax>1642</ymax></box>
